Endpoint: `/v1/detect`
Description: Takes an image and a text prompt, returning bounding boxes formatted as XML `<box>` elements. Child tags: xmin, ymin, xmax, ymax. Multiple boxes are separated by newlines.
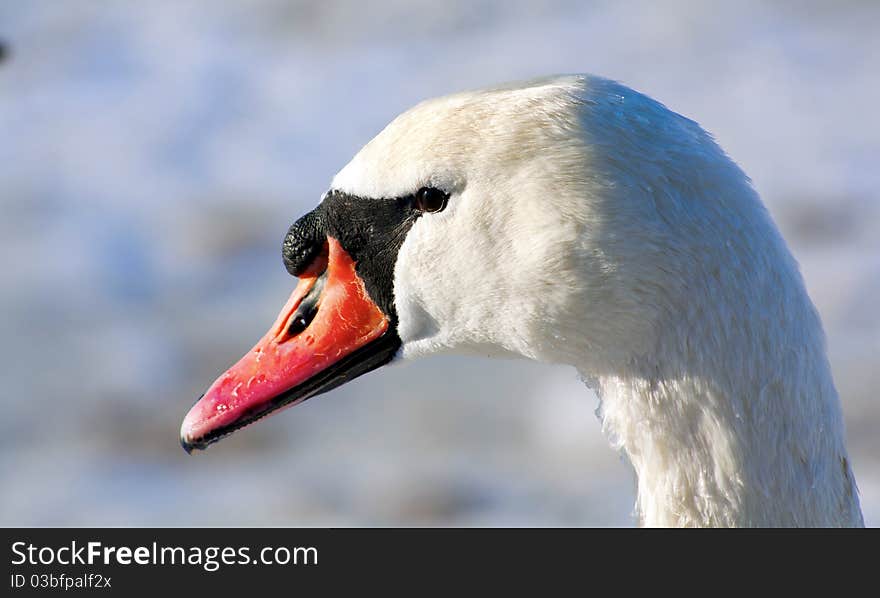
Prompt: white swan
<box><xmin>181</xmin><ymin>74</ymin><xmax>864</xmax><ymax>527</ymax></box>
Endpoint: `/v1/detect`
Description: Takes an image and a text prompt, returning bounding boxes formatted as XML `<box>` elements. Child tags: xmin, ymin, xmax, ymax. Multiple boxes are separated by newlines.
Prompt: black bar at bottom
<box><xmin>0</xmin><ymin>527</ymin><xmax>864</xmax><ymax>593</ymax></box>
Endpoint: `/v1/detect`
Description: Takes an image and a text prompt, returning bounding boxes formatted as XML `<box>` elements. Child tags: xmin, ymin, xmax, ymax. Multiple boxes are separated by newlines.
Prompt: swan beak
<box><xmin>180</xmin><ymin>237</ymin><xmax>397</xmax><ymax>452</ymax></box>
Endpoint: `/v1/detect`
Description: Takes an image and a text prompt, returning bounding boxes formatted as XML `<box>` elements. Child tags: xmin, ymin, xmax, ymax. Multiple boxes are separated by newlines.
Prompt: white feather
<box><xmin>331</xmin><ymin>74</ymin><xmax>863</xmax><ymax>527</ymax></box>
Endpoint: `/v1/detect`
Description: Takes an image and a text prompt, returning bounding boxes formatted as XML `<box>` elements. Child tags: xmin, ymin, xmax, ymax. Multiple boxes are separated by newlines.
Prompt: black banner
<box><xmin>0</xmin><ymin>527</ymin><xmax>868</xmax><ymax>594</ymax></box>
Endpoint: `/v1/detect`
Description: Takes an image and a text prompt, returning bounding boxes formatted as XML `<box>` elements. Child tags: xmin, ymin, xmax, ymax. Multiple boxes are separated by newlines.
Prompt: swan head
<box><xmin>180</xmin><ymin>74</ymin><xmax>756</xmax><ymax>451</ymax></box>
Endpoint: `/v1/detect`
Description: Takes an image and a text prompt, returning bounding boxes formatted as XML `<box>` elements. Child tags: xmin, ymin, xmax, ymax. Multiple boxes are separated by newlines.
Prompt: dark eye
<box><xmin>414</xmin><ymin>187</ymin><xmax>449</xmax><ymax>213</ymax></box>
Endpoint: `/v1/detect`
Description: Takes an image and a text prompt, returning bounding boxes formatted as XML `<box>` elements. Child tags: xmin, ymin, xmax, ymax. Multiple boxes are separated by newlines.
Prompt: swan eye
<box><xmin>414</xmin><ymin>187</ymin><xmax>449</xmax><ymax>213</ymax></box>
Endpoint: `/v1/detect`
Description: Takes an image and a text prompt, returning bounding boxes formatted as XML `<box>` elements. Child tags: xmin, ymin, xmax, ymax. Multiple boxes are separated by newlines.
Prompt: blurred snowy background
<box><xmin>1</xmin><ymin>0</ymin><xmax>878</xmax><ymax>526</ymax></box>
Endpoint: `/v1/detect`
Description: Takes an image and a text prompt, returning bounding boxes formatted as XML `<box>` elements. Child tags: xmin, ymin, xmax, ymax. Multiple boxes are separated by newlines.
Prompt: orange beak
<box><xmin>180</xmin><ymin>237</ymin><xmax>397</xmax><ymax>452</ymax></box>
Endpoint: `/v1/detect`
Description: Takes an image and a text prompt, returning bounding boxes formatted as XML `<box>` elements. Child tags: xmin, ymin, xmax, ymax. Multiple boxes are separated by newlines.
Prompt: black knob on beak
<box><xmin>282</xmin><ymin>208</ymin><xmax>326</xmax><ymax>276</ymax></box>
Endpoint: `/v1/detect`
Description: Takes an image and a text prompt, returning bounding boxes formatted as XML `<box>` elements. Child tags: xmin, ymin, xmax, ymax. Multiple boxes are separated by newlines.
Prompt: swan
<box><xmin>180</xmin><ymin>74</ymin><xmax>864</xmax><ymax>527</ymax></box>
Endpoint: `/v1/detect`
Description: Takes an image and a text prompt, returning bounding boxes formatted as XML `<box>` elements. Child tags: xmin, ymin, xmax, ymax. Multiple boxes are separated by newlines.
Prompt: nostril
<box><xmin>282</xmin><ymin>268</ymin><xmax>327</xmax><ymax>340</ymax></box>
<box><xmin>288</xmin><ymin>315</ymin><xmax>310</xmax><ymax>337</ymax></box>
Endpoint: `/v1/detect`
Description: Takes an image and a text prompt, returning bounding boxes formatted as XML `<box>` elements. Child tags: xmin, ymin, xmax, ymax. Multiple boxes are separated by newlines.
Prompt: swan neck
<box><xmin>590</xmin><ymin>356</ymin><xmax>863</xmax><ymax>527</ymax></box>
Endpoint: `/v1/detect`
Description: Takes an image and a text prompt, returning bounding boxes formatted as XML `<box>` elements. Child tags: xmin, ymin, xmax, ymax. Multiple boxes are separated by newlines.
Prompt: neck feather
<box><xmin>585</xmin><ymin>305</ymin><xmax>863</xmax><ymax>527</ymax></box>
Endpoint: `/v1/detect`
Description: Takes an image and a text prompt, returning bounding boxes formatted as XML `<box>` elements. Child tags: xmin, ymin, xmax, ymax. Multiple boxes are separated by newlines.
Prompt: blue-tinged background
<box><xmin>1</xmin><ymin>0</ymin><xmax>878</xmax><ymax>525</ymax></box>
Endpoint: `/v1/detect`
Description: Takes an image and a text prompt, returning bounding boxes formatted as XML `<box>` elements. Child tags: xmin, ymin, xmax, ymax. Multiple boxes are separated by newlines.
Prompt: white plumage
<box><xmin>332</xmin><ymin>75</ymin><xmax>863</xmax><ymax>526</ymax></box>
